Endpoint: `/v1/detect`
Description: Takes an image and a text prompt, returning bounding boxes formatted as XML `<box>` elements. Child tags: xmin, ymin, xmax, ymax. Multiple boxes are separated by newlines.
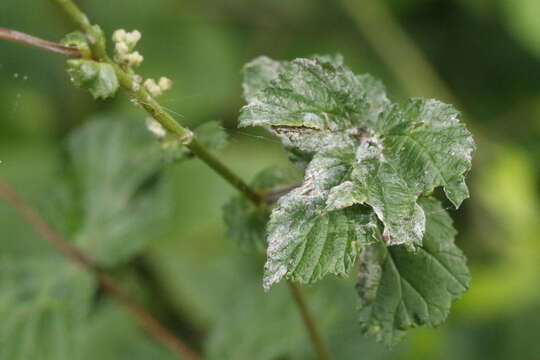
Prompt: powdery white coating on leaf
<box><xmin>351</xmin><ymin>157</ymin><xmax>426</xmax><ymax>247</ymax></box>
<box><xmin>325</xmin><ymin>181</ymin><xmax>366</xmax><ymax>211</ymax></box>
<box><xmin>377</xmin><ymin>99</ymin><xmax>475</xmax><ymax>208</ymax></box>
<box><xmin>356</xmin><ymin>197</ymin><xmax>470</xmax><ymax>346</ymax></box>
<box><xmin>240</xmin><ymin>57</ymin><xmax>474</xmax><ymax>288</ymax></box>
<box><xmin>263</xmin><ymin>192</ymin><xmax>378</xmax><ymax>290</ymax></box>
<box><xmin>240</xmin><ymin>55</ymin><xmax>474</xmax><ymax>289</ymax></box>
<box><xmin>263</xmin><ymin>153</ymin><xmax>379</xmax><ymax>290</ymax></box>
<box><xmin>242</xmin><ymin>56</ymin><xmax>283</xmax><ymax>102</ymax></box>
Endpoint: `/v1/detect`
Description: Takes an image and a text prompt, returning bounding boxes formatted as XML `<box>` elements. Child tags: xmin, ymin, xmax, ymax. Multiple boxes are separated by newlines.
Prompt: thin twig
<box><xmin>0</xmin><ymin>27</ymin><xmax>81</xmax><ymax>58</ymax></box>
<box><xmin>0</xmin><ymin>180</ymin><xmax>202</xmax><ymax>360</ymax></box>
<box><xmin>288</xmin><ymin>282</ymin><xmax>332</xmax><ymax>360</ymax></box>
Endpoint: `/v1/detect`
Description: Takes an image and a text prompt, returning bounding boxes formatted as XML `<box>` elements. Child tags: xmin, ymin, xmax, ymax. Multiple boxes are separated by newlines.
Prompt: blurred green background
<box><xmin>1</xmin><ymin>0</ymin><xmax>540</xmax><ymax>359</ymax></box>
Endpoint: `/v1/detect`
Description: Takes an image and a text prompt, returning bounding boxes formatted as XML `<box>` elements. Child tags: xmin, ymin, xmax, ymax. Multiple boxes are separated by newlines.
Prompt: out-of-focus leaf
<box><xmin>0</xmin><ymin>257</ymin><xmax>94</xmax><ymax>359</ymax></box>
<box><xmin>195</xmin><ymin>121</ymin><xmax>229</xmax><ymax>152</ymax></box>
<box><xmin>223</xmin><ymin>166</ymin><xmax>301</xmax><ymax>252</ymax></box>
<box><xmin>206</xmin><ymin>282</ymin><xmax>307</xmax><ymax>360</ymax></box>
<box><xmin>79</xmin><ymin>301</ymin><xmax>177</xmax><ymax>360</ymax></box>
<box><xmin>205</xmin><ymin>252</ymin><xmax>394</xmax><ymax>360</ymax></box>
<box><xmin>67</xmin><ymin>117</ymin><xmax>169</xmax><ymax>267</ymax></box>
<box><xmin>223</xmin><ymin>196</ymin><xmax>269</xmax><ymax>253</ymax></box>
<box><xmin>357</xmin><ymin>198</ymin><xmax>470</xmax><ymax>346</ymax></box>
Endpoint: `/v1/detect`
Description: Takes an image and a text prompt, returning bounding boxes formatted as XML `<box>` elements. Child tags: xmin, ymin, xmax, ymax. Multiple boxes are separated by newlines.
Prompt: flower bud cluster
<box><xmin>112</xmin><ymin>29</ymin><xmax>173</xmax><ymax>97</ymax></box>
<box><xmin>112</xmin><ymin>29</ymin><xmax>143</xmax><ymax>67</ymax></box>
<box><xmin>143</xmin><ymin>77</ymin><xmax>173</xmax><ymax>97</ymax></box>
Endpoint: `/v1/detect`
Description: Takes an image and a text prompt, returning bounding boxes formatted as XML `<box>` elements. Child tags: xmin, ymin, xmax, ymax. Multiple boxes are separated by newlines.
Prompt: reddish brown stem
<box><xmin>0</xmin><ymin>180</ymin><xmax>202</xmax><ymax>360</ymax></box>
<box><xmin>0</xmin><ymin>27</ymin><xmax>81</xmax><ymax>57</ymax></box>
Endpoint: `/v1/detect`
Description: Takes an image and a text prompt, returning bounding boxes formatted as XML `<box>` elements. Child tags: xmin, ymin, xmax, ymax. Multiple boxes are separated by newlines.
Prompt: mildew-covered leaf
<box><xmin>239</xmin><ymin>55</ymin><xmax>474</xmax><ymax>289</ymax></box>
<box><xmin>242</xmin><ymin>56</ymin><xmax>284</xmax><ymax>103</ymax></box>
<box><xmin>263</xmin><ymin>153</ymin><xmax>380</xmax><ymax>290</ymax></box>
<box><xmin>356</xmin><ymin>197</ymin><xmax>470</xmax><ymax>346</ymax></box>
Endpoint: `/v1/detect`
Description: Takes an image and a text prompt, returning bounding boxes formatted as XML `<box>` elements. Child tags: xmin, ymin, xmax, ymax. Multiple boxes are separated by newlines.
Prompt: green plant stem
<box><xmin>0</xmin><ymin>180</ymin><xmax>202</xmax><ymax>360</ymax></box>
<box><xmin>50</xmin><ymin>0</ymin><xmax>262</xmax><ymax>205</ymax></box>
<box><xmin>288</xmin><ymin>282</ymin><xmax>331</xmax><ymax>360</ymax></box>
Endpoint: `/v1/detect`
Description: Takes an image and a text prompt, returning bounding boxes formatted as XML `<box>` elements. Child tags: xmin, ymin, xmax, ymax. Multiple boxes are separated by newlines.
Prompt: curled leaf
<box><xmin>67</xmin><ymin>59</ymin><xmax>119</xmax><ymax>99</ymax></box>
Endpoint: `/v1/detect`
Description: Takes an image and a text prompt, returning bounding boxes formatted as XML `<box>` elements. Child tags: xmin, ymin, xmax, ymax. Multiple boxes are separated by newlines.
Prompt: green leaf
<box><xmin>263</xmin><ymin>153</ymin><xmax>380</xmax><ymax>290</ymax></box>
<box><xmin>239</xmin><ymin>55</ymin><xmax>474</xmax><ymax>288</ymax></box>
<box><xmin>356</xmin><ymin>197</ymin><xmax>470</xmax><ymax>346</ymax></box>
<box><xmin>224</xmin><ymin>167</ymin><xmax>301</xmax><ymax>252</ymax></box>
<box><xmin>223</xmin><ymin>197</ymin><xmax>269</xmax><ymax>253</ymax></box>
<box><xmin>242</xmin><ymin>56</ymin><xmax>285</xmax><ymax>103</ymax></box>
<box><xmin>66</xmin><ymin>117</ymin><xmax>169</xmax><ymax>267</ymax></box>
<box><xmin>67</xmin><ymin>59</ymin><xmax>119</xmax><ymax>99</ymax></box>
<box><xmin>195</xmin><ymin>121</ymin><xmax>229</xmax><ymax>152</ymax></box>
<box><xmin>0</xmin><ymin>257</ymin><xmax>94</xmax><ymax>359</ymax></box>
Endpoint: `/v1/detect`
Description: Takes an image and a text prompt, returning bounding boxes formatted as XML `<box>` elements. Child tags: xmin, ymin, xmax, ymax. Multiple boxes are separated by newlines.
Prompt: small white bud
<box><xmin>144</xmin><ymin>78</ymin><xmax>162</xmax><ymax>97</ymax></box>
<box><xmin>145</xmin><ymin>117</ymin><xmax>167</xmax><ymax>137</ymax></box>
<box><xmin>125</xmin><ymin>30</ymin><xmax>141</xmax><ymax>47</ymax></box>
<box><xmin>112</xmin><ymin>29</ymin><xmax>127</xmax><ymax>43</ymax></box>
<box><xmin>132</xmin><ymin>75</ymin><xmax>143</xmax><ymax>91</ymax></box>
<box><xmin>144</xmin><ymin>78</ymin><xmax>156</xmax><ymax>88</ymax></box>
<box><xmin>127</xmin><ymin>51</ymin><xmax>144</xmax><ymax>67</ymax></box>
<box><xmin>158</xmin><ymin>77</ymin><xmax>173</xmax><ymax>91</ymax></box>
<box><xmin>115</xmin><ymin>41</ymin><xmax>129</xmax><ymax>55</ymax></box>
